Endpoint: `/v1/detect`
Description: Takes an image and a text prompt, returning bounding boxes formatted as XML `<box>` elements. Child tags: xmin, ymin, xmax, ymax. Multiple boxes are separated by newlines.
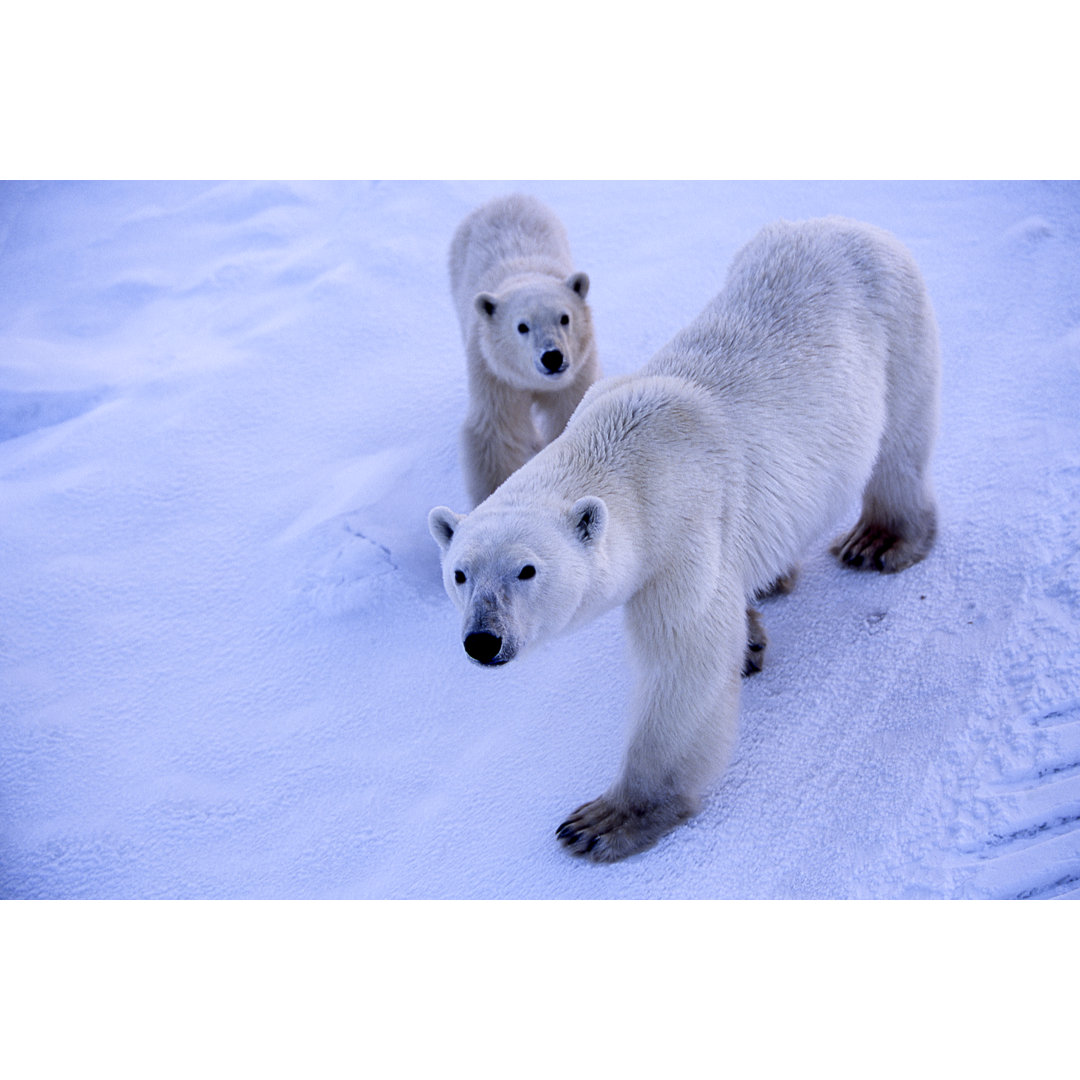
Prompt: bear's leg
<box><xmin>461</xmin><ymin>389</ymin><xmax>543</xmax><ymax>506</ymax></box>
<box><xmin>557</xmin><ymin>586</ymin><xmax>744</xmax><ymax>862</ymax></box>
<box><xmin>533</xmin><ymin>381</ymin><xmax>587</xmax><ymax>446</ymax></box>
<box><xmin>461</xmin><ymin>418</ymin><xmax>536</xmax><ymax>507</ymax></box>
<box><xmin>832</xmin><ymin>318</ymin><xmax>939</xmax><ymax>574</ymax></box>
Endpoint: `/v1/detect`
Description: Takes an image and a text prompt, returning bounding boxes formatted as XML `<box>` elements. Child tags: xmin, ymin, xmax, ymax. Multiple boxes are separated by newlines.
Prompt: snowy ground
<box><xmin>1</xmin><ymin>180</ymin><xmax>1078</xmax><ymax>899</ymax></box>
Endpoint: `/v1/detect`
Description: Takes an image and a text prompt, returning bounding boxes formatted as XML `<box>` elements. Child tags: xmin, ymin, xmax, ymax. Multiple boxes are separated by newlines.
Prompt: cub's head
<box><xmin>473</xmin><ymin>272</ymin><xmax>591</xmax><ymax>391</ymax></box>
<box><xmin>428</xmin><ymin>495</ymin><xmax>608</xmax><ymax>666</ymax></box>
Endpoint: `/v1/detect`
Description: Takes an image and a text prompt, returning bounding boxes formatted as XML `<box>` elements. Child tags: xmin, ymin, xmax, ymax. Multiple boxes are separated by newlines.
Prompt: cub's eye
<box><xmin>517</xmin><ymin>323</ymin><xmax>528</xmax><ymax>334</ymax></box>
<box><xmin>518</xmin><ymin>564</ymin><xmax>536</xmax><ymax>580</ymax></box>
<box><xmin>454</xmin><ymin>570</ymin><xmax>466</xmax><ymax>585</ymax></box>
<box><xmin>560</xmin><ymin>314</ymin><xmax>569</xmax><ymax>326</ymax></box>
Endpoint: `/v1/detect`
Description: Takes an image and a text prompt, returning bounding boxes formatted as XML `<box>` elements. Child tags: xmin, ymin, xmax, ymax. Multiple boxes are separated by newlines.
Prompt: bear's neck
<box><xmin>502</xmin><ymin>370</ymin><xmax>730</xmax><ymax>603</ymax></box>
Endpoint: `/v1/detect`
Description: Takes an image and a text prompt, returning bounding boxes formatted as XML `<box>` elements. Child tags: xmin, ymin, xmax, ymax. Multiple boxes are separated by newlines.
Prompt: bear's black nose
<box><xmin>464</xmin><ymin>631</ymin><xmax>503</xmax><ymax>664</ymax></box>
<box><xmin>540</xmin><ymin>349</ymin><xmax>564</xmax><ymax>373</ymax></box>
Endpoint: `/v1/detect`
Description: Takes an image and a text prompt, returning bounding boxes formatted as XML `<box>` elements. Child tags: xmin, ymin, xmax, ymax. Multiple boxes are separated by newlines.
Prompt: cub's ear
<box><xmin>571</xmin><ymin>495</ymin><xmax>607</xmax><ymax>545</ymax></box>
<box><xmin>565</xmin><ymin>272</ymin><xmax>589</xmax><ymax>301</ymax></box>
<box><xmin>474</xmin><ymin>292</ymin><xmax>497</xmax><ymax>318</ymax></box>
<box><xmin>428</xmin><ymin>506</ymin><xmax>463</xmax><ymax>551</ymax></box>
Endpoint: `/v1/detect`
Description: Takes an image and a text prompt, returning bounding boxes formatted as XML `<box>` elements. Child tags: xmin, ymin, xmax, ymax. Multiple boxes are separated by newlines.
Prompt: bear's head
<box><xmin>428</xmin><ymin>494</ymin><xmax>608</xmax><ymax>666</ymax></box>
<box><xmin>473</xmin><ymin>272</ymin><xmax>591</xmax><ymax>391</ymax></box>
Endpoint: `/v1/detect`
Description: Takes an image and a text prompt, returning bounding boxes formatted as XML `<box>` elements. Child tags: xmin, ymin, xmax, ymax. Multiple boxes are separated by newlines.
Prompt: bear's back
<box><xmin>648</xmin><ymin>218</ymin><xmax>918</xmax><ymax>404</ymax></box>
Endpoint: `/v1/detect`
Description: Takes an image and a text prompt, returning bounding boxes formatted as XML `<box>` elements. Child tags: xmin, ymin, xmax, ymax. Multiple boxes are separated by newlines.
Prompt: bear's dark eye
<box><xmin>518</xmin><ymin>564</ymin><xmax>536</xmax><ymax>580</ymax></box>
<box><xmin>454</xmin><ymin>570</ymin><xmax>466</xmax><ymax>585</ymax></box>
<box><xmin>517</xmin><ymin>323</ymin><xmax>528</xmax><ymax>334</ymax></box>
<box><xmin>560</xmin><ymin>314</ymin><xmax>569</xmax><ymax>326</ymax></box>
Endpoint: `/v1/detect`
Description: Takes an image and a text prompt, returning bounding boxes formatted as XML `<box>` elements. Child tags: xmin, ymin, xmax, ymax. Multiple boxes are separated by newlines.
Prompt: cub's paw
<box><xmin>556</xmin><ymin>793</ymin><xmax>695</xmax><ymax>863</ymax></box>
<box><xmin>743</xmin><ymin>606</ymin><xmax>767</xmax><ymax>677</ymax></box>
<box><xmin>831</xmin><ymin>520</ymin><xmax>931</xmax><ymax>574</ymax></box>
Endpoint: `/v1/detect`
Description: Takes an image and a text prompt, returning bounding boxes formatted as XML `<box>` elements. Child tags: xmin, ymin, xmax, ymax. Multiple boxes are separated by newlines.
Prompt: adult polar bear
<box><xmin>430</xmin><ymin>217</ymin><xmax>940</xmax><ymax>862</ymax></box>
<box><xmin>449</xmin><ymin>194</ymin><xmax>600</xmax><ymax>506</ymax></box>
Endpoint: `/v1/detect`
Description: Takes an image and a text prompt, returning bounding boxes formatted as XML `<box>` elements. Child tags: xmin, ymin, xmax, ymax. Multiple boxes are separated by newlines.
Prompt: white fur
<box><xmin>430</xmin><ymin>217</ymin><xmax>940</xmax><ymax>862</ymax></box>
<box><xmin>448</xmin><ymin>194</ymin><xmax>600</xmax><ymax>505</ymax></box>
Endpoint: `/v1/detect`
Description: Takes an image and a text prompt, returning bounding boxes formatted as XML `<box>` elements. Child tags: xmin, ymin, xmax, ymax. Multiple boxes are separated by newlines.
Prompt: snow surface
<box><xmin>1</xmin><ymin>180</ymin><xmax>1078</xmax><ymax>899</ymax></box>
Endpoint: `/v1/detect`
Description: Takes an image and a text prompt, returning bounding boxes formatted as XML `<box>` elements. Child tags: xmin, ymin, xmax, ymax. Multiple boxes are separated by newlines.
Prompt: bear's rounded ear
<box><xmin>570</xmin><ymin>495</ymin><xmax>607</xmax><ymax>545</ymax></box>
<box><xmin>428</xmin><ymin>506</ymin><xmax>463</xmax><ymax>552</ymax></box>
<box><xmin>474</xmin><ymin>292</ymin><xmax>497</xmax><ymax>318</ymax></box>
<box><xmin>566</xmin><ymin>272</ymin><xmax>589</xmax><ymax>301</ymax></box>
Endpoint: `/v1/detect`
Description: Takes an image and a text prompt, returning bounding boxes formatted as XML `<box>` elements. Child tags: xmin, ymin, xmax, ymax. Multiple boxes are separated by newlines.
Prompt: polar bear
<box><xmin>429</xmin><ymin>217</ymin><xmax>940</xmax><ymax>862</ymax></box>
<box><xmin>449</xmin><ymin>194</ymin><xmax>601</xmax><ymax>506</ymax></box>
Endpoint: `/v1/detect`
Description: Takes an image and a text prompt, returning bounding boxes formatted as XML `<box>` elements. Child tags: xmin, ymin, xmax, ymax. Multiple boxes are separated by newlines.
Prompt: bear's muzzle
<box><xmin>464</xmin><ymin>631</ymin><xmax>506</xmax><ymax>665</ymax></box>
<box><xmin>539</xmin><ymin>348</ymin><xmax>566</xmax><ymax>375</ymax></box>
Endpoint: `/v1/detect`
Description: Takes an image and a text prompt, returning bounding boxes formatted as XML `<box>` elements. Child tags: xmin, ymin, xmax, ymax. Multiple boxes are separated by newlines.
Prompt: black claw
<box><xmin>584</xmin><ymin>835</ymin><xmax>599</xmax><ymax>854</ymax></box>
<box><xmin>748</xmin><ymin>641</ymin><xmax>764</xmax><ymax>652</ymax></box>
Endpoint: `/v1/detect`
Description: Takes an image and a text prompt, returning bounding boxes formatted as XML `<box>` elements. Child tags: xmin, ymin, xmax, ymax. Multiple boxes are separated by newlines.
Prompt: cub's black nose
<box><xmin>464</xmin><ymin>631</ymin><xmax>503</xmax><ymax>664</ymax></box>
<box><xmin>540</xmin><ymin>349</ymin><xmax>564</xmax><ymax>373</ymax></box>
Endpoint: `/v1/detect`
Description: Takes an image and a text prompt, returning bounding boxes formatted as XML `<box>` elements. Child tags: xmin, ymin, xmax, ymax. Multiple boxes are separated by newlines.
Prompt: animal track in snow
<box><xmin>963</xmin><ymin>701</ymin><xmax>1080</xmax><ymax>899</ymax></box>
<box><xmin>299</xmin><ymin>522</ymin><xmax>401</xmax><ymax>618</ymax></box>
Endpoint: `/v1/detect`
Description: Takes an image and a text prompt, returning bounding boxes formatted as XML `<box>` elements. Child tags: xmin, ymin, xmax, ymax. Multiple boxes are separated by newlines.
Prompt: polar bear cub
<box><xmin>449</xmin><ymin>194</ymin><xmax>600</xmax><ymax>506</ymax></box>
<box><xmin>430</xmin><ymin>217</ymin><xmax>940</xmax><ymax>862</ymax></box>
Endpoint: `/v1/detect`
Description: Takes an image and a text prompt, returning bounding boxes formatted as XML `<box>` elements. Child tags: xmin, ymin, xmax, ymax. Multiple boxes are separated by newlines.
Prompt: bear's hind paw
<box><xmin>743</xmin><ymin>606</ymin><xmax>767</xmax><ymax>677</ymax></box>
<box><xmin>831</xmin><ymin>520</ymin><xmax>931</xmax><ymax>574</ymax></box>
<box><xmin>754</xmin><ymin>566</ymin><xmax>800</xmax><ymax>600</ymax></box>
<box><xmin>556</xmin><ymin>793</ymin><xmax>694</xmax><ymax>863</ymax></box>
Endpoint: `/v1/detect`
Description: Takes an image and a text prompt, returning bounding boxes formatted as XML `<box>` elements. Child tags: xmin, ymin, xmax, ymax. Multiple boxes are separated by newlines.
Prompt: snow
<box><xmin>2</xmin><ymin>180</ymin><xmax>1078</xmax><ymax>899</ymax></box>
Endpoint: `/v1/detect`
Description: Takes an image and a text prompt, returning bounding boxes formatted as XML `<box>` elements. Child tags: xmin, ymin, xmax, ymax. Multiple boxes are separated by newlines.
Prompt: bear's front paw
<box><xmin>556</xmin><ymin>793</ymin><xmax>695</xmax><ymax>863</ymax></box>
